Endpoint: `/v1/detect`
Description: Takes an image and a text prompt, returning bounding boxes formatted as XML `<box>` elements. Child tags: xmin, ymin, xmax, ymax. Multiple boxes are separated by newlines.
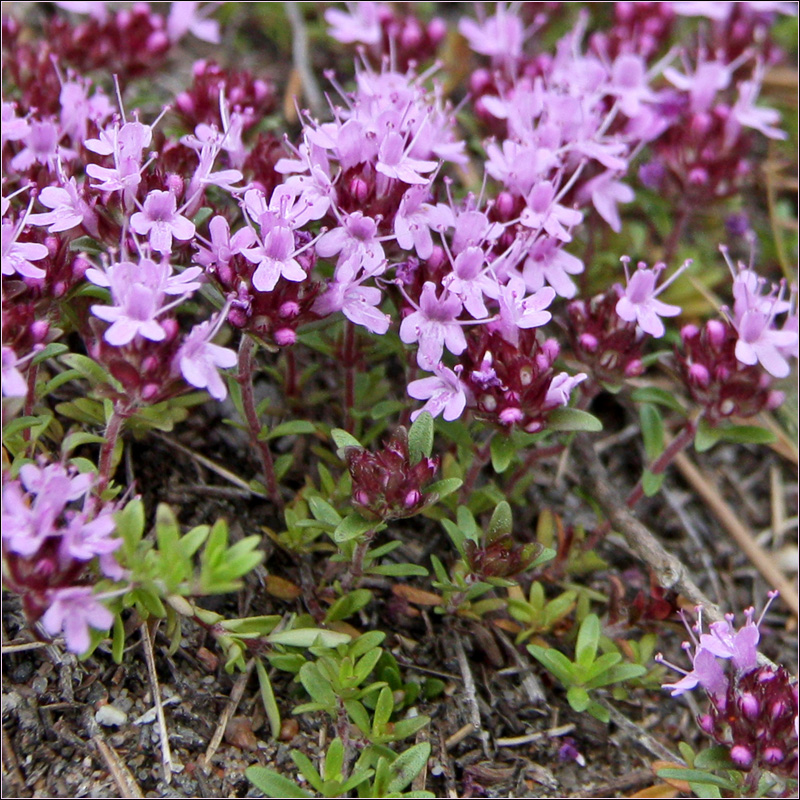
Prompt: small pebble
<box><xmin>95</xmin><ymin>704</ymin><xmax>128</xmax><ymax>727</ymax></box>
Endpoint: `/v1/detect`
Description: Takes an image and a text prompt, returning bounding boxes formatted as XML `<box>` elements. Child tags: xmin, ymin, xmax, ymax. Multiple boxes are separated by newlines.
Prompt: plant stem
<box><xmin>505</xmin><ymin>443</ymin><xmax>565</xmax><ymax>494</ymax></box>
<box><xmin>340</xmin><ymin>529</ymin><xmax>375</xmax><ymax>593</ymax></box>
<box><xmin>97</xmin><ymin>403</ymin><xmax>128</xmax><ymax>495</ymax></box>
<box><xmin>625</xmin><ymin>418</ymin><xmax>698</xmax><ymax>510</ymax></box>
<box><xmin>342</xmin><ymin>321</ymin><xmax>356</xmax><ymax>433</ymax></box>
<box><xmin>459</xmin><ymin>434</ymin><xmax>494</xmax><ymax>502</ymax></box>
<box><xmin>662</xmin><ymin>204</ymin><xmax>691</xmax><ymax>265</ymax></box>
<box><xmin>284</xmin><ymin>346</ymin><xmax>297</xmax><ymax>400</ymax></box>
<box><xmin>237</xmin><ymin>335</ymin><xmax>282</xmax><ymax>510</ymax></box>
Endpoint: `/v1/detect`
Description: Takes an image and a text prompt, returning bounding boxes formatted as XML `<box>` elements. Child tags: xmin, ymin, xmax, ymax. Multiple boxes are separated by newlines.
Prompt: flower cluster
<box><xmin>656</xmin><ymin>594</ymin><xmax>798</xmax><ymax>778</ymax></box>
<box><xmin>345</xmin><ymin>427</ymin><xmax>439</xmax><ymax>522</ymax></box>
<box><xmin>1</xmin><ymin>461</ymin><xmax>120</xmax><ymax>653</ymax></box>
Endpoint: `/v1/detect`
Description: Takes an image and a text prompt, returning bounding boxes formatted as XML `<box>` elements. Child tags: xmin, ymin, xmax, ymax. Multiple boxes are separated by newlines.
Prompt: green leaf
<box><xmin>61</xmin><ymin>431</ymin><xmax>107</xmax><ymax>456</ymax></box>
<box><xmin>639</xmin><ymin>403</ymin><xmax>664</xmax><ymax>462</ymax></box>
<box><xmin>256</xmin><ymin>659</ymin><xmax>281</xmax><ymax>740</ymax></box>
<box><xmin>373</xmin><ymin>686</ymin><xmax>394</xmax><ymax>733</ymax></box>
<box><xmin>694</xmin><ymin>418</ymin><xmax>720</xmax><ymax>453</ymax></box>
<box><xmin>566</xmin><ymin>685</ymin><xmax>591</xmax><ymax>712</ymax></box>
<box><xmin>111</xmin><ymin>614</ymin><xmax>125</xmax><ymax>665</ymax></box>
<box><xmin>345</xmin><ymin>699</ymin><xmax>371</xmax><ymax>735</ymax></box>
<box><xmin>266</xmin><ymin>420</ymin><xmax>317</xmax><ymax>439</ymax></box>
<box><xmin>693</xmin><ymin>746</ymin><xmax>736</xmax><ymax>771</ymax></box>
<box><xmin>349</xmin><ymin>631</ymin><xmax>386</xmax><ymax>659</ymax></box>
<box><xmin>60</xmin><ymin>353</ymin><xmax>123</xmax><ymax>391</ymax></box>
<box><xmin>386</xmin><ymin>715</ymin><xmax>430</xmax><ymax>741</ymax></box>
<box><xmin>331</xmin><ymin>428</ymin><xmax>362</xmax><ymax>457</ymax></box>
<box><xmin>323</xmin><ymin>738</ymin><xmax>345</xmax><ymax>782</ymax></box>
<box><xmin>387</xmin><ymin>743</ymin><xmax>432</xmax><ymax>794</ymax></box>
<box><xmin>586</xmin><ymin>701</ymin><xmax>610</xmax><ymax>724</ymax></box>
<box><xmin>642</xmin><ymin>469</ymin><xmax>665</xmax><ymax>497</ymax></box>
<box><xmin>547</xmin><ymin>407</ymin><xmax>603</xmax><ymax>432</ymax></box>
<box><xmin>630</xmin><ymin>387</ymin><xmax>686</xmax><ymax>414</ymax></box>
<box><xmin>334</xmin><ymin>512</ymin><xmax>374</xmax><ymax>543</ymax></box>
<box><xmin>487</xmin><ymin>501</ymin><xmax>513</xmax><ymax>542</ymax></box>
<box><xmin>31</xmin><ymin>342</ymin><xmax>69</xmax><ymax>366</ymax></box>
<box><xmin>655</xmin><ymin>768</ymin><xmax>737</xmax><ymax>791</ymax></box>
<box><xmin>268</xmin><ymin>629</ymin><xmax>352</xmax><ymax>649</ymax></box>
<box><xmin>324</xmin><ymin>589</ymin><xmax>373</xmax><ymax>623</ymax></box>
<box><xmin>245</xmin><ymin>766</ymin><xmax>312</xmax><ymax>798</ymax></box>
<box><xmin>575</xmin><ymin>613</ymin><xmax>601</xmax><ymax>669</ymax></box>
<box><xmin>307</xmin><ymin>496</ymin><xmax>342</xmax><ymax>527</ymax></box>
<box><xmin>370</xmin><ymin>563</ymin><xmax>429</xmax><ymax>577</ymax></box>
<box><xmin>490</xmin><ymin>434</ymin><xmax>515</xmax><ymax>473</ymax></box>
<box><xmin>408</xmin><ymin>411</ymin><xmax>434</xmax><ymax>463</ymax></box>
<box><xmin>715</xmin><ymin>423</ymin><xmax>777</xmax><ymax>446</ymax></box>
<box><xmin>298</xmin><ymin>662</ymin><xmax>337</xmax><ymax>707</ymax></box>
<box><xmin>527</xmin><ymin>645</ymin><xmax>575</xmax><ymax>685</ymax></box>
<box><xmin>424</xmin><ymin>477</ymin><xmax>462</xmax><ymax>500</ymax></box>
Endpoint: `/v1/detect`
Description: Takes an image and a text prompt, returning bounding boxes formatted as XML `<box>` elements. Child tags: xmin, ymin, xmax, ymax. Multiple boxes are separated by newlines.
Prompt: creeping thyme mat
<box><xmin>1</xmin><ymin>3</ymin><xmax>798</xmax><ymax>798</ymax></box>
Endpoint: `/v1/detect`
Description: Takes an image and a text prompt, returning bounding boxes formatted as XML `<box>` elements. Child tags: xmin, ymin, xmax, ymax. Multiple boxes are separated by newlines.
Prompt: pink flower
<box><xmin>174</xmin><ymin>315</ymin><xmax>237</xmax><ymax>401</ymax></box>
<box><xmin>325</xmin><ymin>1</ymin><xmax>384</xmax><ymax>45</ymax></box>
<box><xmin>408</xmin><ymin>365</ymin><xmax>468</xmax><ymax>422</ymax></box>
<box><xmin>615</xmin><ymin>258</ymin><xmax>689</xmax><ymax>338</ymax></box>
<box><xmin>41</xmin><ymin>586</ymin><xmax>114</xmax><ymax>654</ymax></box>
<box><xmin>400</xmin><ymin>282</ymin><xmax>467</xmax><ymax>369</ymax></box>
<box><xmin>131</xmin><ymin>190</ymin><xmax>196</xmax><ymax>254</ymax></box>
<box><xmin>313</xmin><ymin>272</ymin><xmax>390</xmax><ymax>335</ymax></box>
<box><xmin>2</xmin><ymin>347</ymin><xmax>28</xmax><ymax>397</ymax></box>
<box><xmin>167</xmin><ymin>1</ymin><xmax>221</xmax><ymax>44</ymax></box>
<box><xmin>1</xmin><ymin>219</ymin><xmax>48</xmax><ymax>279</ymax></box>
<box><xmin>28</xmin><ymin>177</ymin><xmax>99</xmax><ymax>237</ymax></box>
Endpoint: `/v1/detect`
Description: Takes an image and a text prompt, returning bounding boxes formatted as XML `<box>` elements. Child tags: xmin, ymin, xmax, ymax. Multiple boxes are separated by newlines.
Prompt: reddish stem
<box><xmin>97</xmin><ymin>404</ymin><xmax>128</xmax><ymax>495</ymax></box>
<box><xmin>238</xmin><ymin>335</ymin><xmax>283</xmax><ymax>510</ymax></box>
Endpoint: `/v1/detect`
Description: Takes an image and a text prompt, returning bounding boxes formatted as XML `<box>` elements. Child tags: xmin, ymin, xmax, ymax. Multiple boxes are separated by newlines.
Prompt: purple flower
<box><xmin>41</xmin><ymin>586</ymin><xmax>114</xmax><ymax>654</ymax></box>
<box><xmin>615</xmin><ymin>258</ymin><xmax>689</xmax><ymax>338</ymax></box>
<box><xmin>131</xmin><ymin>190</ymin><xmax>196</xmax><ymax>254</ymax></box>
<box><xmin>394</xmin><ymin>185</ymin><xmax>436</xmax><ymax>259</ymax></box>
<box><xmin>316</xmin><ymin>211</ymin><xmax>388</xmax><ymax>277</ymax></box>
<box><xmin>545</xmin><ymin>372</ymin><xmax>588</xmax><ymax>407</ymax></box>
<box><xmin>313</xmin><ymin>271</ymin><xmax>390</xmax><ymax>335</ymax></box>
<box><xmin>577</xmin><ymin>171</ymin><xmax>635</xmax><ymax>233</ymax></box>
<box><xmin>2</xmin><ymin>347</ymin><xmax>29</xmax><ymax>397</ymax></box>
<box><xmin>459</xmin><ymin>4</ymin><xmax>525</xmax><ymax>69</ymax></box>
<box><xmin>10</xmin><ymin>119</ymin><xmax>74</xmax><ymax>172</ymax></box>
<box><xmin>174</xmin><ymin>315</ymin><xmax>238</xmax><ymax>401</ymax></box>
<box><xmin>325</xmin><ymin>1</ymin><xmax>384</xmax><ymax>45</ymax></box>
<box><xmin>28</xmin><ymin>177</ymin><xmax>99</xmax><ymax>237</ymax></box>
<box><xmin>88</xmin><ymin>257</ymin><xmax>202</xmax><ymax>346</ymax></box>
<box><xmin>375</xmin><ymin>129</ymin><xmax>437</xmax><ymax>185</ymax></box>
<box><xmin>408</xmin><ymin>364</ymin><xmax>468</xmax><ymax>422</ymax></box>
<box><xmin>1</xmin><ymin>219</ymin><xmax>48</xmax><ymax>280</ymax></box>
<box><xmin>491</xmin><ymin>275</ymin><xmax>555</xmax><ymax>346</ymax></box>
<box><xmin>400</xmin><ymin>282</ymin><xmax>467</xmax><ymax>369</ymax></box>
<box><xmin>167</xmin><ymin>1</ymin><xmax>221</xmax><ymax>44</ymax></box>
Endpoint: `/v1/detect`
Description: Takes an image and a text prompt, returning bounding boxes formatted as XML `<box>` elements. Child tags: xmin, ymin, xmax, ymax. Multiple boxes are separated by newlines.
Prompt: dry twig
<box><xmin>200</xmin><ymin>658</ymin><xmax>255</xmax><ymax>772</ymax></box>
<box><xmin>673</xmin><ymin>452</ymin><xmax>799</xmax><ymax>617</ymax></box>
<box><xmin>573</xmin><ymin>435</ymin><xmax>723</xmax><ymax>623</ymax></box>
<box><xmin>92</xmin><ymin>735</ymin><xmax>145</xmax><ymax>799</ymax></box>
<box><xmin>283</xmin><ymin>3</ymin><xmax>323</xmax><ymax>116</ymax></box>
<box><xmin>140</xmin><ymin>622</ymin><xmax>174</xmax><ymax>783</ymax></box>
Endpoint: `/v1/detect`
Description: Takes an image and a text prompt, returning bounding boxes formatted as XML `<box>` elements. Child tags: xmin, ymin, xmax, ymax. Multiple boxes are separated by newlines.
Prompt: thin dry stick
<box><xmin>673</xmin><ymin>451</ymin><xmax>799</xmax><ymax>617</ymax></box>
<box><xmin>2</xmin><ymin>725</ymin><xmax>26</xmax><ymax>792</ymax></box>
<box><xmin>283</xmin><ymin>3</ymin><xmax>323</xmax><ymax>116</ymax></box>
<box><xmin>573</xmin><ymin>435</ymin><xmax>724</xmax><ymax>623</ymax></box>
<box><xmin>92</xmin><ymin>735</ymin><xmax>144</xmax><ymax>799</ymax></box>
<box><xmin>201</xmin><ymin>658</ymin><xmax>256</xmax><ymax>772</ymax></box>
<box><xmin>599</xmin><ymin>699</ymin><xmax>683</xmax><ymax>764</ymax></box>
<box><xmin>140</xmin><ymin>622</ymin><xmax>173</xmax><ymax>784</ymax></box>
<box><xmin>452</xmin><ymin>635</ymin><xmax>482</xmax><ymax>735</ymax></box>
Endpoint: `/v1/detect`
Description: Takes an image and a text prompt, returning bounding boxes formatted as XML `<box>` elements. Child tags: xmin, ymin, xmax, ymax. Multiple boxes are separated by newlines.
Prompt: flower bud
<box><xmin>763</xmin><ymin>747</ymin><xmax>784</xmax><ymax>765</ymax></box>
<box><xmin>348</xmin><ymin>177</ymin><xmax>370</xmax><ymax>203</ymax></box>
<box><xmin>499</xmin><ymin>407</ymin><xmax>523</xmax><ymax>426</ymax></box>
<box><xmin>165</xmin><ymin>174</ymin><xmax>184</xmax><ymax>198</ymax></box>
<box><xmin>404</xmin><ymin>490</ymin><xmax>421</xmax><ymax>508</ymax></box>
<box><xmin>469</xmin><ymin>68</ymin><xmax>492</xmax><ymax>95</ymax></box>
<box><xmin>274</xmin><ymin>328</ymin><xmax>297</xmax><ymax>346</ymax></box>
<box><xmin>688</xmin><ymin>362</ymin><xmax>710</xmax><ymax>387</ymax></box>
<box><xmin>739</xmin><ymin>692</ymin><xmax>760</xmax><ymax>720</ymax></box>
<box><xmin>541</xmin><ymin>338</ymin><xmax>560</xmax><ymax>362</ymax></box>
<box><xmin>624</xmin><ymin>358</ymin><xmax>644</xmax><ymax>377</ymax></box>
<box><xmin>730</xmin><ymin>745</ymin><xmax>753</xmax><ymax>769</ymax></box>
<box><xmin>680</xmin><ymin>323</ymin><xmax>700</xmax><ymax>342</ymax></box>
<box><xmin>698</xmin><ymin>714</ymin><xmax>715</xmax><ymax>734</ymax></box>
<box><xmin>142</xmin><ymin>383</ymin><xmax>160</xmax><ymax>400</ymax></box>
<box><xmin>427</xmin><ymin>17</ymin><xmax>447</xmax><ymax>45</ymax></box>
<box><xmin>279</xmin><ymin>301</ymin><xmax>300</xmax><ymax>319</ymax></box>
<box><xmin>494</xmin><ymin>191</ymin><xmax>516</xmax><ymax>219</ymax></box>
<box><xmin>705</xmin><ymin>319</ymin><xmax>727</xmax><ymax>348</ymax></box>
<box><xmin>29</xmin><ymin>320</ymin><xmax>49</xmax><ymax>343</ymax></box>
<box><xmin>579</xmin><ymin>332</ymin><xmax>598</xmax><ymax>352</ymax></box>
